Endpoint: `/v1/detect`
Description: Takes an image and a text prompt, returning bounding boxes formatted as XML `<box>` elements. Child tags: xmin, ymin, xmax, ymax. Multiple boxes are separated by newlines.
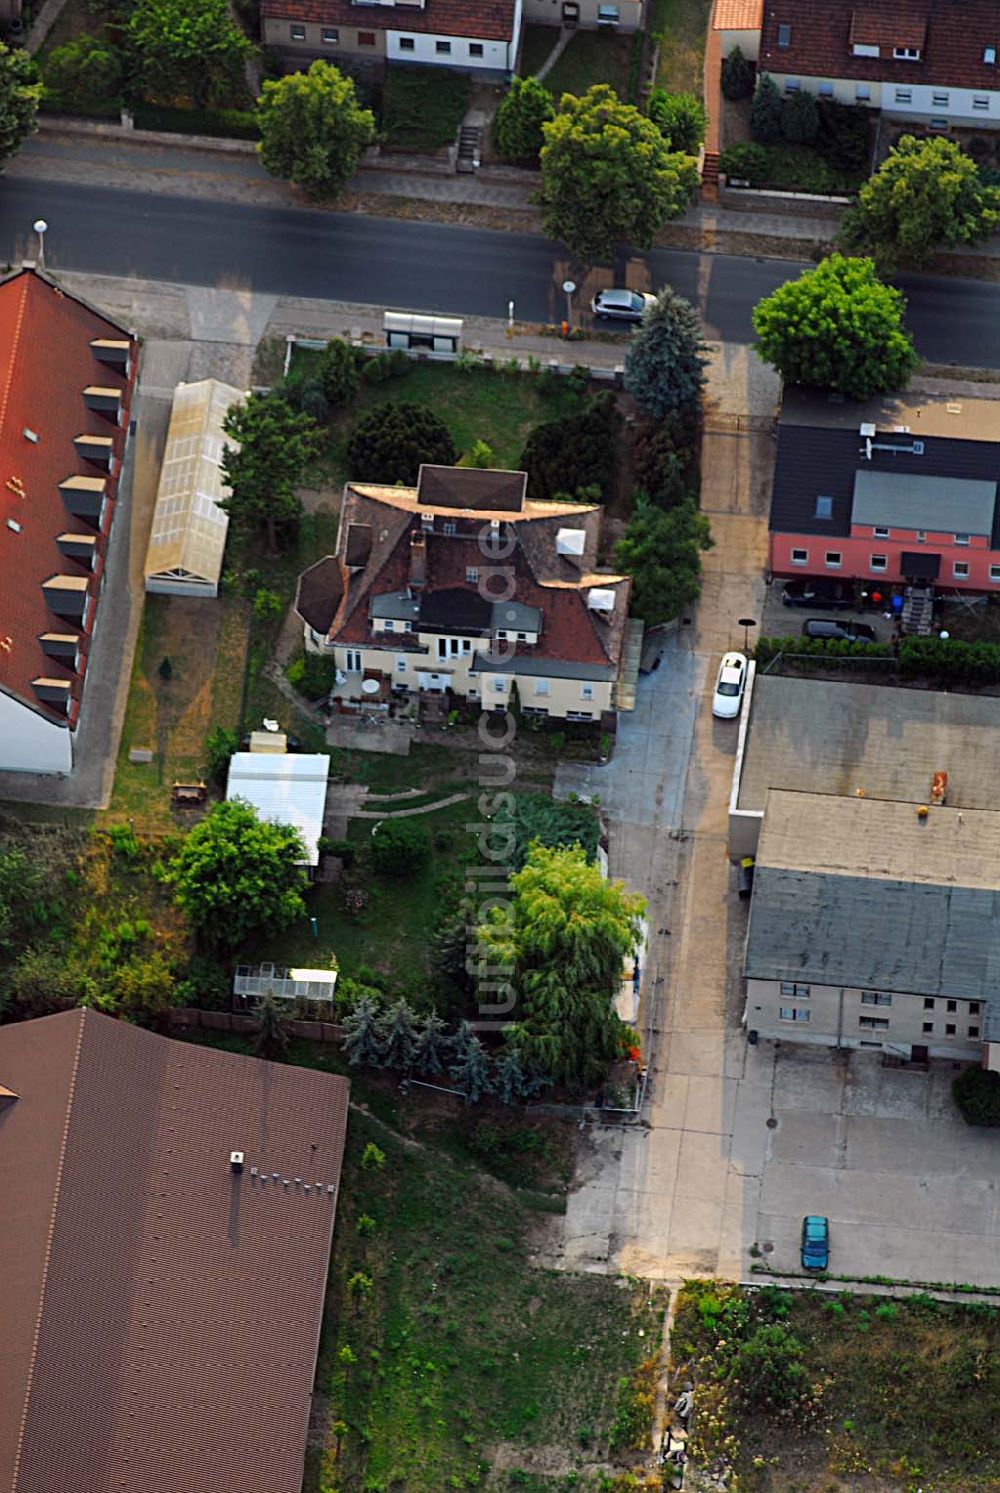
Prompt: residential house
<box><xmin>0</xmin><ymin>268</ymin><xmax>137</xmax><ymax>775</ymax></box>
<box><xmin>743</xmin><ymin>789</ymin><xmax>1000</xmax><ymax>1064</ymax></box>
<box><xmin>769</xmin><ymin>386</ymin><xmax>1000</xmax><ymax>598</ymax></box>
<box><xmin>758</xmin><ymin>0</ymin><xmax>1000</xmax><ymax>128</ymax></box>
<box><xmin>522</xmin><ymin>0</ymin><xmax>643</xmax><ymax>36</ymax></box>
<box><xmin>0</xmin><ymin>1008</ymin><xmax>350</xmax><ymax>1493</ymax></box>
<box><xmin>295</xmin><ymin>464</ymin><xmax>633</xmax><ymax>722</ymax></box>
<box><xmin>712</xmin><ymin>0</ymin><xmax>763</xmax><ymax>61</ymax></box>
<box><xmin>261</xmin><ymin>0</ymin><xmax>522</xmax><ymax>75</ymax></box>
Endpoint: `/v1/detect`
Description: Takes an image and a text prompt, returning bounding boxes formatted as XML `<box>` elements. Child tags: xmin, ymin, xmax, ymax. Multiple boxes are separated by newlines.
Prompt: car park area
<box><xmin>761</xmin><ymin>579</ymin><xmax>899</xmax><ymax>643</ymax></box>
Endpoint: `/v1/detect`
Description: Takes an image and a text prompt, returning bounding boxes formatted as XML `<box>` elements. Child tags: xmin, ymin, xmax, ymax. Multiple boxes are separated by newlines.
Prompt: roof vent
<box><xmin>7</xmin><ymin>519</ymin><xmax>21</xmax><ymax>533</ymax></box>
<box><xmin>230</xmin><ymin>1150</ymin><xmax>245</xmax><ymax>1174</ymax></box>
<box><xmin>859</xmin><ymin>422</ymin><xmax>876</xmax><ymax>437</ymax></box>
<box><xmin>23</xmin><ymin>428</ymin><xmax>38</xmax><ymax>443</ymax></box>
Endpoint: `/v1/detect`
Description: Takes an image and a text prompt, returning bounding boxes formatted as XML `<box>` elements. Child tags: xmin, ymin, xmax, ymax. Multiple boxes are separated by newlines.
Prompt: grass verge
<box><xmin>521</xmin><ymin>25</ymin><xmax>635</xmax><ymax>99</ymax></box>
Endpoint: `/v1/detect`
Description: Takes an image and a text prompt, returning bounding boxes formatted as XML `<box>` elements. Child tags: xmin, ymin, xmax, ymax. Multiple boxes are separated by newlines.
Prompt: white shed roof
<box><xmin>226</xmin><ymin>752</ymin><xmax>331</xmax><ymax>867</ymax></box>
<box><xmin>144</xmin><ymin>379</ymin><xmax>244</xmax><ymax>591</ymax></box>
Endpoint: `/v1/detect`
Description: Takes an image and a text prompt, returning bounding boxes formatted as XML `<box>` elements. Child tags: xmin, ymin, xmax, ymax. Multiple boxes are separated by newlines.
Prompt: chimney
<box><xmin>410</xmin><ymin>529</ymin><xmax>426</xmax><ymax>588</ymax></box>
<box><xmin>230</xmin><ymin>1150</ymin><xmax>245</xmax><ymax>1174</ymax></box>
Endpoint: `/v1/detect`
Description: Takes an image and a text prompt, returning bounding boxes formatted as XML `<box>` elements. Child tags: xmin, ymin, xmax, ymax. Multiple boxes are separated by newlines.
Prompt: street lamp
<box><xmin>561</xmin><ymin>278</ymin><xmax>576</xmax><ymax>333</ymax></box>
<box><xmin>32</xmin><ymin>219</ymin><xmax>48</xmax><ymax>270</ymax></box>
<box><xmin>507</xmin><ymin>299</ymin><xmax>515</xmax><ymax>339</ymax></box>
<box><xmin>738</xmin><ymin>616</ymin><xmax>757</xmax><ymax>654</ymax></box>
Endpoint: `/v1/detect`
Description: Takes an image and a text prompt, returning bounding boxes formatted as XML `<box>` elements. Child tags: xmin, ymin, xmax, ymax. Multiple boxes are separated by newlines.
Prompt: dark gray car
<box><xmin>804</xmin><ymin>618</ymin><xmax>877</xmax><ymax>643</ymax></box>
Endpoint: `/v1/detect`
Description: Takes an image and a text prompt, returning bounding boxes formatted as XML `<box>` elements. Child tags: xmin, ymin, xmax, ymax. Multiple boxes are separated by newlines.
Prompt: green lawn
<box><xmin>521</xmin><ymin>24</ymin><xmax>636</xmax><ymax>100</ymax></box>
<box><xmin>311</xmin><ymin>1107</ymin><xmax>663</xmax><ymax>1492</ymax></box>
<box><xmin>647</xmin><ymin>0</ymin><xmax>711</xmax><ymax>97</ymax></box>
<box><xmin>381</xmin><ymin>66</ymin><xmax>470</xmax><ymax>150</ymax></box>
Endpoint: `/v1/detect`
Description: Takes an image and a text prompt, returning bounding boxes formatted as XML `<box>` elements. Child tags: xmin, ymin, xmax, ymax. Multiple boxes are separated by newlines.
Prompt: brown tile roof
<box><xmin>0</xmin><ymin>270</ymin><xmax>136</xmax><ymax>729</ymax></box>
<box><xmin>849</xmin><ymin>7</ymin><xmax>926</xmax><ymax>50</ymax></box>
<box><xmin>262</xmin><ymin>0</ymin><xmax>517</xmax><ymax>41</ymax></box>
<box><xmin>296</xmin><ymin>553</ymin><xmax>346</xmax><ymax>633</ymax></box>
<box><xmin>713</xmin><ymin>0</ymin><xmax>763</xmax><ymax>31</ymax></box>
<box><xmin>0</xmin><ymin>1009</ymin><xmax>350</xmax><ymax>1493</ymax></box>
<box><xmin>760</xmin><ymin>0</ymin><xmax>1000</xmax><ymax>88</ymax></box>
<box><xmin>316</xmin><ymin>474</ymin><xmax>632</xmax><ymax>671</ymax></box>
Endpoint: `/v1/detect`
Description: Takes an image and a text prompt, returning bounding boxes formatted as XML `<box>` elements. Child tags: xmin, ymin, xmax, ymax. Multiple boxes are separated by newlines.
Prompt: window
<box><xmin>780</xmin><ymin>982</ymin><xmax>810</xmax><ymax>998</ymax></box>
<box><xmin>399</xmin><ymin>35</ymin><xmax>415</xmax><ymax>48</ymax></box>
<box><xmin>973</xmin><ymin>96</ymin><xmax>990</xmax><ymax>111</ymax></box>
<box><xmin>345</xmin><ymin>649</ymin><xmax>362</xmax><ymax>672</ymax></box>
<box><xmin>852</xmin><ymin>42</ymin><xmax>879</xmax><ymax>57</ymax></box>
<box><xmin>916</xmin><ymin>529</ymin><xmax>926</xmax><ymax>543</ymax></box>
<box><xmin>819</xmin><ymin>81</ymin><xmax>833</xmax><ymax>96</ymax></box>
<box><xmin>443</xmin><ymin>520</ymin><xmax>456</xmax><ymax>535</ymax></box>
<box><xmin>492</xmin><ymin>677</ymin><xmax>506</xmax><ymax>693</ymax></box>
<box><xmin>396</xmin><ymin>656</ymin><xmax>407</xmax><ymax>673</ymax></box>
<box><xmin>985</xmin><ymin>46</ymin><xmax>997</xmax><ymax>64</ymax></box>
<box><xmin>922</xmin><ymin>1021</ymin><xmax>933</xmax><ymax>1034</ymax></box>
<box><xmin>825</xmin><ymin>550</ymin><xmax>842</xmax><ymax>568</ymax></box>
<box><xmin>970</xmin><ymin>1026</ymin><xmax>981</xmax><ymax>1038</ymax></box>
<box><xmin>932</xmin><ymin>91</ymin><xmax>949</xmax><ymax>107</ymax></box>
<box><xmin>534</xmin><ymin>679</ymin><xmax>550</xmax><ymax>696</ymax></box>
<box><xmin>923</xmin><ymin>997</ymin><xmax>935</xmax><ymax>1009</ymax></box>
<box><xmin>870</xmin><ymin>554</ymin><xmax>887</xmax><ymax>571</ymax></box>
<box><xmin>970</xmin><ymin>1002</ymin><xmax>981</xmax><ymax>1014</ymax></box>
<box><xmin>777</xmin><ymin>22</ymin><xmax>791</xmax><ymax>47</ymax></box>
<box><xmin>946</xmin><ymin>1023</ymin><xmax>956</xmax><ymax>1036</ymax></box>
<box><xmin>947</xmin><ymin>1000</ymin><xmax>957</xmax><ymax>1013</ymax></box>
<box><xmin>791</xmin><ymin>548</ymin><xmax>808</xmax><ymax>565</ymax></box>
<box><xmin>517</xmin><ymin>631</ymin><xmax>527</xmax><ymax>641</ymax></box>
<box><xmin>955</xmin><ymin>533</ymin><xmax>970</xmax><ymax>545</ymax></box>
<box><xmin>597</xmin><ymin>3</ymin><xmax>620</xmax><ymax>18</ymax></box>
<box><xmin>469</xmin><ymin>41</ymin><xmax>484</xmax><ymax>55</ymax></box>
<box><xmin>779</xmin><ymin>1007</ymin><xmax>810</xmax><ymax>1023</ymax></box>
<box><xmin>566</xmin><ymin>710</ymin><xmax>594</xmax><ymax>721</ymax></box>
<box><xmin>930</xmin><ymin>118</ymin><xmax>948</xmax><ymax>130</ymax></box>
<box><xmin>581</xmin><ymin>684</ymin><xmax>594</xmax><ymax>700</ymax></box>
<box><xmin>892</xmin><ymin>46</ymin><xmax>920</xmax><ymax>61</ymax></box>
<box><xmin>894</xmin><ymin>87</ymin><xmax>913</xmax><ymax>103</ymax></box>
<box><xmin>322</xmin><ymin>26</ymin><xmax>339</xmax><ymax>41</ymax></box>
<box><xmin>465</xmin><ymin>567</ymin><xmax>479</xmax><ymax>583</ymax></box>
<box><xmin>814</xmin><ymin>495</ymin><xmax>833</xmax><ymax>519</ymax></box>
<box><xmin>954</xmin><ymin>561</ymin><xmax>970</xmax><ymax>579</ymax></box>
<box><xmin>290</xmin><ymin>22</ymin><xmax>306</xmax><ymax>38</ymax></box>
<box><xmin>435</xmin><ymin>39</ymin><xmax>452</xmax><ymax>52</ymax></box>
<box><xmin>859</xmin><ymin>1015</ymin><xmax>890</xmax><ymax>1030</ymax></box>
<box><xmin>461</xmin><ymin>639</ymin><xmax>471</xmax><ymax>653</ymax></box>
<box><xmin>383</xmin><ymin>619</ymin><xmax>395</xmax><ymax>632</ymax></box>
<box><xmin>861</xmin><ymin>991</ymin><xmax>892</xmax><ymax>1006</ymax></box>
<box><xmin>856</xmin><ymin>83</ymin><xmax>871</xmax><ymax>101</ymax></box>
<box><xmin>784</xmin><ymin>79</ymin><xmax>800</xmax><ymax>93</ymax></box>
<box><xmin>358</xmin><ymin>29</ymin><xmax>375</xmax><ymax>44</ymax></box>
<box><xmin>874</xmin><ymin>526</ymin><xmax>890</xmax><ymax>538</ymax></box>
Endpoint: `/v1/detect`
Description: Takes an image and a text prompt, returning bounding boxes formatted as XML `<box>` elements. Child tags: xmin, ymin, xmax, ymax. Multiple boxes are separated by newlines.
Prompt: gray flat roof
<box><xmin>780</xmin><ymin>384</ymin><xmax>1000</xmax><ymax>443</ymax></box>
<box><xmin>851</xmin><ymin>470</ymin><xmax>996</xmax><ymax>535</ymax></box>
<box><xmin>738</xmin><ymin>676</ymin><xmax>1000</xmax><ymax>814</ymax></box>
<box><xmin>746</xmin><ymin>791</ymin><xmax>1000</xmax><ymax>999</ymax></box>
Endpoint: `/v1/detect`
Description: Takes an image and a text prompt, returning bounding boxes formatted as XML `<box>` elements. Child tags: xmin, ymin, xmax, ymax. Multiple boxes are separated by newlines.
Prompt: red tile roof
<box><xmin>263</xmin><ymin>0</ymin><xmax>517</xmax><ymax>40</ymax></box>
<box><xmin>0</xmin><ymin>270</ymin><xmax>136</xmax><ymax>728</ymax></box>
<box><xmin>0</xmin><ymin>1010</ymin><xmax>350</xmax><ymax>1493</ymax></box>
<box><xmin>713</xmin><ymin>0</ymin><xmax>763</xmax><ymax>31</ymax></box>
<box><xmin>760</xmin><ymin>0</ymin><xmax>1000</xmax><ymax>88</ymax></box>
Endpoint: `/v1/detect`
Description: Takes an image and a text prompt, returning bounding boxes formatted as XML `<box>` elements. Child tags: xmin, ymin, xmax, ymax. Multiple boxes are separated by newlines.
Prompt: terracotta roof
<box><xmin>262</xmin><ymin>0</ymin><xmax>517</xmax><ymax>41</ymax></box>
<box><xmin>713</xmin><ymin>0</ymin><xmax>763</xmax><ymax>31</ymax></box>
<box><xmin>0</xmin><ymin>1010</ymin><xmax>350</xmax><ymax>1493</ymax></box>
<box><xmin>0</xmin><ymin>270</ymin><xmax>136</xmax><ymax>728</ymax></box>
<box><xmin>760</xmin><ymin>0</ymin><xmax>1000</xmax><ymax>88</ymax></box>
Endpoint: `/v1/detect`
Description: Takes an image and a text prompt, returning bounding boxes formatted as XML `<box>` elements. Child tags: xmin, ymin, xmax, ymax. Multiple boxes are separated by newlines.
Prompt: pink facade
<box><xmin>771</xmin><ymin>524</ymin><xmax>1000</xmax><ymax>591</ymax></box>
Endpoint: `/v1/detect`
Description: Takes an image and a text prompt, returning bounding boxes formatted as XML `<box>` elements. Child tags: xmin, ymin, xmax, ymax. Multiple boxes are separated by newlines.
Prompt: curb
<box><xmin>38</xmin><ymin>114</ymin><xmax>259</xmax><ymax>155</ymax></box>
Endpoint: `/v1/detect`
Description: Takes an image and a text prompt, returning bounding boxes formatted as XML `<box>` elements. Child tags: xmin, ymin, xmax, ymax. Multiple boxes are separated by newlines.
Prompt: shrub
<box><xmin>519</xmin><ymin>391</ymin><xmax>620</xmax><ymax>502</ymax></box>
<box><xmin>727</xmin><ymin>1324</ymin><xmax>811</xmax><ymax>1417</ymax></box>
<box><xmin>286</xmin><ymin>649</ymin><xmax>338</xmax><ymax>700</ymax></box>
<box><xmin>721</xmin><ymin>44</ymin><xmax>754</xmax><ymax>101</ymax></box>
<box><xmin>292</xmin><ymin>378</ymin><xmax>330</xmax><ymax>425</ymax></box>
<box><xmin>388</xmin><ymin>348</ymin><xmax>412</xmax><ymax>378</ymax></box>
<box><xmin>371</xmin><ymin>819</ymin><xmax>432</xmax><ymax>877</ymax></box>
<box><xmin>750</xmin><ymin>73</ymin><xmax>783</xmax><ymax>144</ymax></box>
<box><xmin>815</xmin><ymin>98</ymin><xmax>870</xmax><ymax>172</ymax></box>
<box><xmin>719</xmin><ymin>140</ymin><xmax>768</xmax><ymax>182</ymax></box>
<box><xmin>647</xmin><ymin>89</ymin><xmax>706</xmax><ymax>154</ymax></box>
<box><xmin>318</xmin><ymin>337</ymin><xmax>359</xmax><ymax>405</ymax></box>
<box><xmin>953</xmin><ymin>1065</ymin><xmax>1000</xmax><ymax>1126</ymax></box>
<box><xmin>494</xmin><ymin>75</ymin><xmax>554</xmax><ymax>160</ymax></box>
<box><xmin>347</xmin><ymin>401</ymin><xmax>455</xmax><ymax>483</ymax></box>
<box><xmin>721</xmin><ymin>141</ymin><xmax>859</xmax><ymax>194</ymax></box>
<box><xmin>781</xmin><ymin>89</ymin><xmax>818</xmax><ymax>144</ymax></box>
<box><xmin>632</xmin><ymin>410</ymin><xmax>699</xmax><ymax>506</ymax></box>
<box><xmin>361</xmin><ymin>353</ymin><xmax>391</xmax><ymax>385</ymax></box>
<box><xmin>318</xmin><ymin>836</ymin><xmax>355</xmax><ymax>865</ymax></box>
<box><xmin>43</xmin><ymin>34</ymin><xmax>121</xmax><ymax>110</ymax></box>
<box><xmin>204</xmin><ymin>725</ymin><xmax>238</xmax><ymax>785</ymax></box>
<box><xmin>132</xmin><ymin>103</ymin><xmax>259</xmax><ymax>139</ymax></box>
<box><xmin>253</xmin><ymin>586</ymin><xmax>284</xmax><ymax>625</ymax></box>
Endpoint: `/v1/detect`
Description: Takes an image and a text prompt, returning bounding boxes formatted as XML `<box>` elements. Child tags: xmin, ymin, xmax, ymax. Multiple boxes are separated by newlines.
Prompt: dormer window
<box><xmin>777</xmin><ymin>22</ymin><xmax>790</xmax><ymax>47</ymax></box>
<box><xmin>421</xmin><ymin>512</ymin><xmax>434</xmax><ymax>530</ymax></box>
<box><xmin>985</xmin><ymin>46</ymin><xmax>997</xmax><ymax>64</ymax></box>
<box><xmin>892</xmin><ymin>45</ymin><xmax>921</xmax><ymax>60</ymax></box>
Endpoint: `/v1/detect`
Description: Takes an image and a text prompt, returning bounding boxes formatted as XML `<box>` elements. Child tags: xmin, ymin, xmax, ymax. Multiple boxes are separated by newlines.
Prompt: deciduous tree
<box><xmin>221</xmin><ymin>392</ymin><xmax>320</xmax><ymax>555</ymax></box>
<box><xmin>0</xmin><ymin>42</ymin><xmax>41</xmax><ymax>168</ymax></box>
<box><xmin>477</xmin><ymin>844</ymin><xmax>644</xmax><ymax>1091</ymax></box>
<box><xmin>622</xmin><ymin>286</ymin><xmax>708</xmax><ymax>420</ymax></box>
<box><xmin>166</xmin><ymin>800</ymin><xmax>307</xmax><ymax>948</ymax></box>
<box><xmin>257</xmin><ymin>61</ymin><xmax>376</xmax><ymax>201</ymax></box>
<box><xmin>494</xmin><ymin>75</ymin><xmax>554</xmax><ymax>160</ymax></box>
<box><xmin>539</xmin><ymin>85</ymin><xmax>698</xmax><ymax>261</ymax></box>
<box><xmin>842</xmin><ymin>134</ymin><xmax>1000</xmax><ymax>271</ymax></box>
<box><xmin>615</xmin><ymin>497</ymin><xmax>713</xmax><ymax>626</ymax></box>
<box><xmin>751</xmin><ymin>253</ymin><xmax>918</xmax><ymax>398</ymax></box>
<box><xmin>520</xmin><ymin>391</ymin><xmax>620</xmax><ymax>502</ymax></box>
<box><xmin>128</xmin><ymin>0</ymin><xmax>250</xmax><ymax>107</ymax></box>
<box><xmin>43</xmin><ymin>34</ymin><xmax>121</xmax><ymax>109</ymax></box>
<box><xmin>647</xmin><ymin>89</ymin><xmax>706</xmax><ymax>154</ymax></box>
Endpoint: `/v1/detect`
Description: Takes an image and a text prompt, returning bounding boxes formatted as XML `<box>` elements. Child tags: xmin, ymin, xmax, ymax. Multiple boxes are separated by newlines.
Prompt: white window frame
<box><xmin>581</xmin><ymin>683</ymin><xmax>595</xmax><ymax>700</ymax></box>
<box><xmin>825</xmin><ymin>551</ymin><xmax>842</xmax><ymax>568</ymax></box>
<box><xmin>290</xmin><ymin>22</ymin><xmax>306</xmax><ymax>38</ymax></box>
<box><xmin>870</xmin><ymin>554</ymin><xmax>887</xmax><ymax>572</ymax></box>
<box><xmin>777</xmin><ymin>22</ymin><xmax>791</xmax><ymax>47</ymax></box>
<box><xmin>985</xmin><ymin>46</ymin><xmax>997</xmax><ymax>64</ymax></box>
<box><xmin>894</xmin><ymin>87</ymin><xmax>913</xmax><ymax>103</ymax></box>
<box><xmin>791</xmin><ymin>548</ymin><xmax>808</xmax><ymax>565</ymax></box>
<box><xmin>916</xmin><ymin>530</ymin><xmax>926</xmax><ymax>543</ymax></box>
<box><xmin>861</xmin><ymin>990</ymin><xmax>892</xmax><ymax>1007</ymax></box>
<box><xmin>852</xmin><ymin>42</ymin><xmax>879</xmax><ymax>58</ymax></box>
<box><xmin>859</xmin><ymin>1015</ymin><xmax>890</xmax><ymax>1030</ymax></box>
<box><xmin>492</xmin><ymin>676</ymin><xmax>507</xmax><ymax>693</ymax></box>
<box><xmin>383</xmin><ymin>619</ymin><xmax>395</xmax><ymax>632</ymax></box>
<box><xmin>818</xmin><ymin>80</ymin><xmax>833</xmax><ymax>95</ymax></box>
<box><xmin>892</xmin><ymin>46</ymin><xmax>920</xmax><ymax>61</ymax></box>
<box><xmin>779</xmin><ymin>981</ymin><xmax>810</xmax><ymax>998</ymax></box>
<box><xmin>973</xmin><ymin>96</ymin><xmax>990</xmax><ymax>111</ymax></box>
<box><xmin>955</xmin><ymin>533</ymin><xmax>970</xmax><ymax>545</ymax></box>
<box><xmin>954</xmin><ymin>561</ymin><xmax>970</xmax><ymax>579</ymax></box>
<box><xmin>779</xmin><ymin>1006</ymin><xmax>810</xmax><ymax>1023</ymax></box>
<box><xmin>989</xmin><ymin>565</ymin><xmax>1000</xmax><ymax>583</ymax></box>
<box><xmin>874</xmin><ymin>526</ymin><xmax>890</xmax><ymax>538</ymax></box>
<box><xmin>856</xmin><ymin>83</ymin><xmax>871</xmax><ymax>101</ymax></box>
<box><xmin>322</xmin><ymin>26</ymin><xmax>338</xmax><ymax>41</ymax></box>
<box><xmin>345</xmin><ymin>649</ymin><xmax>362</xmax><ymax>672</ymax></box>
<box><xmin>465</xmin><ymin>567</ymin><xmax>479</xmax><ymax>583</ymax></box>
<box><xmin>395</xmin><ymin>656</ymin><xmax>407</xmax><ymax>673</ymax></box>
<box><xmin>931</xmin><ymin>92</ymin><xmax>949</xmax><ymax>107</ymax></box>
<box><xmin>534</xmin><ymin>679</ymin><xmax>550</xmax><ymax>696</ymax></box>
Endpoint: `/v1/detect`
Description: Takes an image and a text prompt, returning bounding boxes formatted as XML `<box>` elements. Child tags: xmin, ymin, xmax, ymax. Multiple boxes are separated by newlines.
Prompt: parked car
<box><xmin>712</xmin><ymin>650</ymin><xmax>747</xmax><ymax>719</ymax></box>
<box><xmin>591</xmin><ymin>288</ymin><xmax>657</xmax><ymax>324</ymax></box>
<box><xmin>781</xmin><ymin>579</ymin><xmax>854</xmax><ymax>610</ymax></box>
<box><xmin>803</xmin><ymin>618</ymin><xmax>877</xmax><ymax>643</ymax></box>
<box><xmin>801</xmin><ymin>1214</ymin><xmax>830</xmax><ymax>1270</ymax></box>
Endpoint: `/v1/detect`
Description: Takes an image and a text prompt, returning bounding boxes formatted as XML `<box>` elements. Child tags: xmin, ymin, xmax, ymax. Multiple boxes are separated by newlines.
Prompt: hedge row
<box><xmin>133</xmin><ymin>103</ymin><xmax>259</xmax><ymax>139</ymax></box>
<box><xmin>719</xmin><ymin>140</ymin><xmax>859</xmax><ymax>196</ymax></box>
<box><xmin>40</xmin><ymin>89</ymin><xmax>120</xmax><ymax>121</ymax></box>
<box><xmin>756</xmin><ymin>634</ymin><xmax>1000</xmax><ymax>687</ymax></box>
<box><xmin>754</xmin><ymin>636</ymin><xmax>891</xmax><ymax>664</ymax></box>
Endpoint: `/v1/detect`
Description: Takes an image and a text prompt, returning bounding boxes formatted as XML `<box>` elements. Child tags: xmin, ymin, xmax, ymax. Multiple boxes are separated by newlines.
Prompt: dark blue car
<box><xmin>801</xmin><ymin>1215</ymin><xmax>830</xmax><ymax>1270</ymax></box>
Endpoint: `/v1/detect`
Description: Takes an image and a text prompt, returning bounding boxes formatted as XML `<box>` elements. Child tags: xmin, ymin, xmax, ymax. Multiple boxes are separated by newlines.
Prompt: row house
<box><xmin>0</xmin><ymin>269</ymin><xmax>137</xmax><ymax>775</ymax></box>
<box><xmin>769</xmin><ymin>386</ymin><xmax>1000</xmax><ymax>597</ymax></box>
<box><xmin>262</xmin><ymin>0</ymin><xmax>522</xmax><ymax>76</ymax></box>
<box><xmin>295</xmin><ymin>464</ymin><xmax>632</xmax><ymax>722</ymax></box>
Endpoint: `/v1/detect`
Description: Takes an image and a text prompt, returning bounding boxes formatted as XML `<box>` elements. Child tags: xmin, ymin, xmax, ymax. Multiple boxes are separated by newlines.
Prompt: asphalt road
<box><xmin>1</xmin><ymin>178</ymin><xmax>998</xmax><ymax>363</ymax></box>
